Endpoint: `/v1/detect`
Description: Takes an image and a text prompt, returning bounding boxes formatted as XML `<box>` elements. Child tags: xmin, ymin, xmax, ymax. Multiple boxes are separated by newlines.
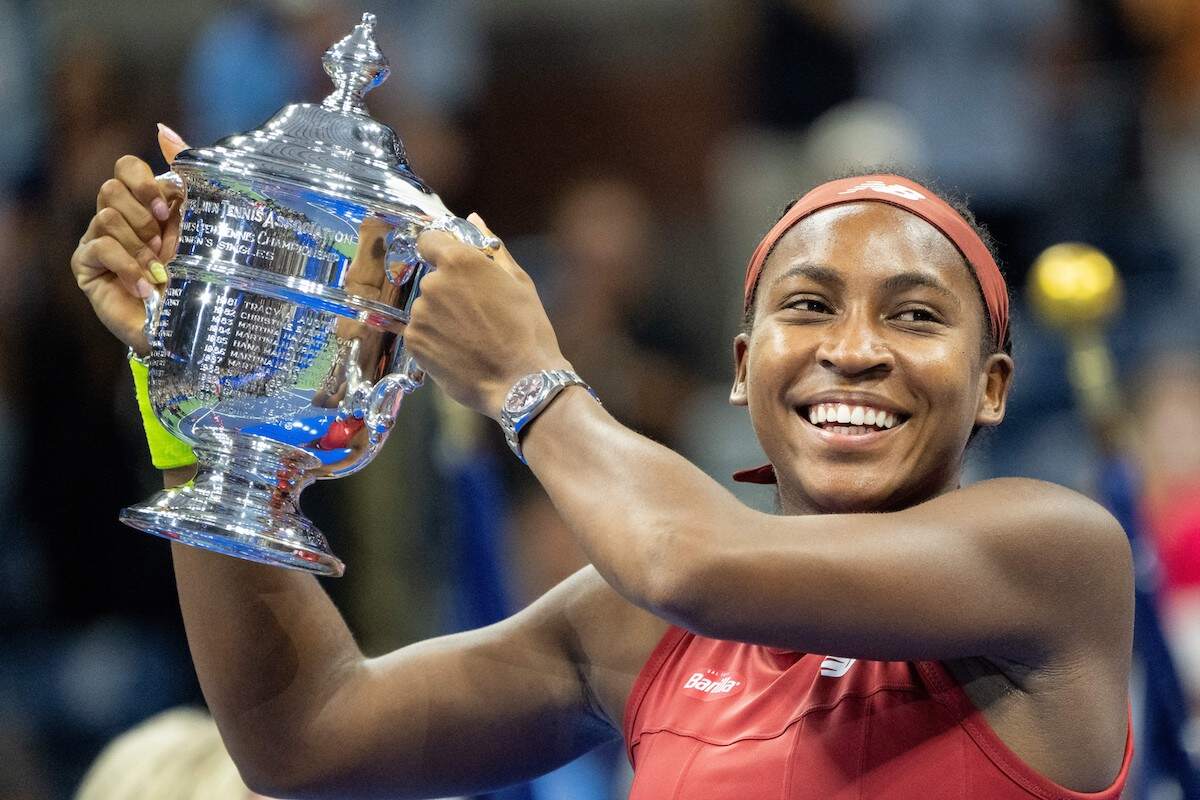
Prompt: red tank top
<box><xmin>623</xmin><ymin>626</ymin><xmax>1131</xmax><ymax>799</ymax></box>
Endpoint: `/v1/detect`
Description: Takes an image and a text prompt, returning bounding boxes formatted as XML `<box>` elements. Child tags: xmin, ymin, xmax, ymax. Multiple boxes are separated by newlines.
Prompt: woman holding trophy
<box><xmin>70</xmin><ymin>22</ymin><xmax>1133</xmax><ymax>798</ymax></box>
<box><xmin>72</xmin><ymin>139</ymin><xmax>1134</xmax><ymax>799</ymax></box>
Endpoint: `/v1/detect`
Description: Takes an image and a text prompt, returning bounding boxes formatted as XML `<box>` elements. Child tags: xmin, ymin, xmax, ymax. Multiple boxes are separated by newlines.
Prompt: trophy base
<box><xmin>120</xmin><ymin>431</ymin><xmax>345</xmax><ymax>577</ymax></box>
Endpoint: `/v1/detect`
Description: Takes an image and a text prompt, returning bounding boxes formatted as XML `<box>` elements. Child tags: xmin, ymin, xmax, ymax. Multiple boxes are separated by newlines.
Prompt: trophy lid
<box><xmin>173</xmin><ymin>13</ymin><xmax>447</xmax><ymax>219</ymax></box>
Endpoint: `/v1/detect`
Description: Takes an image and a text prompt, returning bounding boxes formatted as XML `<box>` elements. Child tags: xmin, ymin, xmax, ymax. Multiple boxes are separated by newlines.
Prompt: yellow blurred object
<box><xmin>1027</xmin><ymin>242</ymin><xmax>1125</xmax><ymax>435</ymax></box>
<box><xmin>1028</xmin><ymin>242</ymin><xmax>1123</xmax><ymax>328</ymax></box>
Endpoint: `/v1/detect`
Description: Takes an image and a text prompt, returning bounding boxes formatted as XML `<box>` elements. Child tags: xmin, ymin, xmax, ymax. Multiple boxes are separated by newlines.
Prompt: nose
<box><xmin>814</xmin><ymin>312</ymin><xmax>893</xmax><ymax>378</ymax></box>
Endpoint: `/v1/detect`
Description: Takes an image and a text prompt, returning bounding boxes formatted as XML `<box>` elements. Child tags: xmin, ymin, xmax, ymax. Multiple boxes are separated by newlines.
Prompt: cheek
<box><xmin>909</xmin><ymin>342</ymin><xmax>983</xmax><ymax>430</ymax></box>
<box><xmin>744</xmin><ymin>327</ymin><xmax>790</xmax><ymax>392</ymax></box>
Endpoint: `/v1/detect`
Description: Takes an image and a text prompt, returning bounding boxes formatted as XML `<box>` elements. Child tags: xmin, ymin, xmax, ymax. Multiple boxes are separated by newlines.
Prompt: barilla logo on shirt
<box><xmin>837</xmin><ymin>180</ymin><xmax>926</xmax><ymax>201</ymax></box>
<box><xmin>681</xmin><ymin>668</ymin><xmax>746</xmax><ymax>701</ymax></box>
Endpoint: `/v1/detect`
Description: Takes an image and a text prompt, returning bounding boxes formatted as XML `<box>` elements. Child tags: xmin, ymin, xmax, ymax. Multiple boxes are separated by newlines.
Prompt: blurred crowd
<box><xmin>4</xmin><ymin>0</ymin><xmax>1200</xmax><ymax>798</ymax></box>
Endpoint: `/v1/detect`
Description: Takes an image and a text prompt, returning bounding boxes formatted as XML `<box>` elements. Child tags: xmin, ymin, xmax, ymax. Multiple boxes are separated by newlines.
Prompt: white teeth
<box><xmin>806</xmin><ymin>401</ymin><xmax>905</xmax><ymax>430</ymax></box>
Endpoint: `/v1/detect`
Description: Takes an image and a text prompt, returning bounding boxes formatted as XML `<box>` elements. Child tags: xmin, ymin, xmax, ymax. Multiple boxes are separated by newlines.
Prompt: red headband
<box><xmin>734</xmin><ymin>174</ymin><xmax>1009</xmax><ymax>486</ymax></box>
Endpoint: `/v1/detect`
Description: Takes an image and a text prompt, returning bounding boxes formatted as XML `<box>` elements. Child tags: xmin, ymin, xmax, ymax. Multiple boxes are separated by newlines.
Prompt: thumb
<box><xmin>157</xmin><ymin>122</ymin><xmax>190</xmax><ymax>163</ymax></box>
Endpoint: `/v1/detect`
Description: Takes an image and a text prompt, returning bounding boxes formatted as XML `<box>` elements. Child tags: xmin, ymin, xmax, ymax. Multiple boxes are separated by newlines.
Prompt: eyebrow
<box><xmin>770</xmin><ymin>263</ymin><xmax>844</xmax><ymax>291</ymax></box>
<box><xmin>771</xmin><ymin>262</ymin><xmax>961</xmax><ymax>309</ymax></box>
<box><xmin>879</xmin><ymin>271</ymin><xmax>961</xmax><ymax>309</ymax></box>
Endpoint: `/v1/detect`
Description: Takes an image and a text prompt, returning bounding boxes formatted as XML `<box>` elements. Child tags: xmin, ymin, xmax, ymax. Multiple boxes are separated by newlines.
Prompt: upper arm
<box><xmin>661</xmin><ymin>478</ymin><xmax>1133</xmax><ymax>666</ymax></box>
<box><xmin>271</xmin><ymin>571</ymin><xmax>616</xmax><ymax>799</ymax></box>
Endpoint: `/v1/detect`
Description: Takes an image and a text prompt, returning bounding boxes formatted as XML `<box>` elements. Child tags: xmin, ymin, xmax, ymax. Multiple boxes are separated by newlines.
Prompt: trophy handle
<box><xmin>156</xmin><ymin>170</ymin><xmax>185</xmax><ymax>192</ymax></box>
<box><xmin>142</xmin><ymin>286</ymin><xmax>163</xmax><ymax>345</ymax></box>
<box><xmin>365</xmin><ymin>353</ymin><xmax>423</xmax><ymax>434</ymax></box>
<box><xmin>365</xmin><ymin>214</ymin><xmax>499</xmax><ymax>435</ymax></box>
<box><xmin>140</xmin><ymin>171</ymin><xmax>186</xmax><ymax>342</ymax></box>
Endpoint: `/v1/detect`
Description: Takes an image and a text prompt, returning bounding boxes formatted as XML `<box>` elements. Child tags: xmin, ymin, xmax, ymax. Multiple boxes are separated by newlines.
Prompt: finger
<box><xmin>416</xmin><ymin>228</ymin><xmax>470</xmax><ymax>269</ymax></box>
<box><xmin>114</xmin><ymin>154</ymin><xmax>171</xmax><ymax>222</ymax></box>
<box><xmin>157</xmin><ymin>123</ymin><xmax>189</xmax><ymax>164</ymax></box>
<box><xmin>466</xmin><ymin>212</ymin><xmax>523</xmax><ymax>275</ymax></box>
<box><xmin>89</xmin><ymin>207</ymin><xmax>162</xmax><ymax>280</ymax></box>
<box><xmin>466</xmin><ymin>212</ymin><xmax>511</xmax><ymax>260</ymax></box>
<box><xmin>75</xmin><ymin>236</ymin><xmax>155</xmax><ymax>300</ymax></box>
<box><xmin>466</xmin><ymin>211</ymin><xmax>496</xmax><ymax>239</ymax></box>
<box><xmin>96</xmin><ymin>178</ymin><xmax>162</xmax><ymax>246</ymax></box>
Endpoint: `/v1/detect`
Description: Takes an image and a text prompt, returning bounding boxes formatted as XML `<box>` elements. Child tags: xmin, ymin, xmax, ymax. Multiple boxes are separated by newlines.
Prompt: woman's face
<box><xmin>732</xmin><ymin>202</ymin><xmax>1013</xmax><ymax>514</ymax></box>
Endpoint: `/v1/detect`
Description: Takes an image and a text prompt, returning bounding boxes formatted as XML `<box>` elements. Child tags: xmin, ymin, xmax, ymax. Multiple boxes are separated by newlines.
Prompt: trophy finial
<box><xmin>322</xmin><ymin>11</ymin><xmax>391</xmax><ymax>114</ymax></box>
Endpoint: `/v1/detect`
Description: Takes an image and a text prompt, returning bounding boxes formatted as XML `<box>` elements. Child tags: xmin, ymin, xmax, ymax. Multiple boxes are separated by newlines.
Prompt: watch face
<box><xmin>504</xmin><ymin>373</ymin><xmax>547</xmax><ymax>414</ymax></box>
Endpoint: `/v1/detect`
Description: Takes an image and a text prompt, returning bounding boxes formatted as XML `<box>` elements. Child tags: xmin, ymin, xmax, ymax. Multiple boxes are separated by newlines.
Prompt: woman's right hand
<box><xmin>70</xmin><ymin>125</ymin><xmax>190</xmax><ymax>355</ymax></box>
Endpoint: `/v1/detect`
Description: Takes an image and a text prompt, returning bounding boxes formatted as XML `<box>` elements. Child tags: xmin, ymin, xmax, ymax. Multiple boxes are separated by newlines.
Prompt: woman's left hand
<box><xmin>409</xmin><ymin>214</ymin><xmax>571</xmax><ymax>419</ymax></box>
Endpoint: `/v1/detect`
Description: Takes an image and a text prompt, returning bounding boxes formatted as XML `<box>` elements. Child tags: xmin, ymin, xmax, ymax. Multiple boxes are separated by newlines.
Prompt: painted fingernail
<box><xmin>157</xmin><ymin>122</ymin><xmax>185</xmax><ymax>147</ymax></box>
<box><xmin>149</xmin><ymin>234</ymin><xmax>162</xmax><ymax>254</ymax></box>
<box><xmin>151</xmin><ymin>198</ymin><xmax>169</xmax><ymax>221</ymax></box>
<box><xmin>149</xmin><ymin>261</ymin><xmax>168</xmax><ymax>283</ymax></box>
<box><xmin>136</xmin><ymin>277</ymin><xmax>153</xmax><ymax>298</ymax></box>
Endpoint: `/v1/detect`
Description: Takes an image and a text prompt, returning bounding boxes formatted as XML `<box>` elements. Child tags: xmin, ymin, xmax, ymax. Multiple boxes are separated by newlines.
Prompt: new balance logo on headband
<box><xmin>837</xmin><ymin>181</ymin><xmax>926</xmax><ymax>201</ymax></box>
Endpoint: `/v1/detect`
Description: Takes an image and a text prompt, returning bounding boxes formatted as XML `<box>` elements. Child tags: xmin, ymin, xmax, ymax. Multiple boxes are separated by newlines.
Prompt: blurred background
<box><xmin>3</xmin><ymin>0</ymin><xmax>1200</xmax><ymax>797</ymax></box>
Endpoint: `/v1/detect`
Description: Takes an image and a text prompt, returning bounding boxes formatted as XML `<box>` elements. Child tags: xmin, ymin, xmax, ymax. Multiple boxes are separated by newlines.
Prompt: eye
<box><xmin>894</xmin><ymin>307</ymin><xmax>941</xmax><ymax>324</ymax></box>
<box><xmin>784</xmin><ymin>297</ymin><xmax>833</xmax><ymax>314</ymax></box>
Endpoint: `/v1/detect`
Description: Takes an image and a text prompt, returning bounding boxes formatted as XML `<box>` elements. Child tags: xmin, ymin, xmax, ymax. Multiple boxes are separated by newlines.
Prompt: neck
<box><xmin>775</xmin><ymin>472</ymin><xmax>963</xmax><ymax>516</ymax></box>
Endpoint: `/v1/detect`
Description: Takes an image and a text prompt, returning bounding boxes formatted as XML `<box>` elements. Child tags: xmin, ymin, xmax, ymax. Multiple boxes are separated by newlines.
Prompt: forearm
<box><xmin>522</xmin><ymin>387</ymin><xmax>751</xmax><ymax>617</ymax></box>
<box><xmin>163</xmin><ymin>469</ymin><xmax>363</xmax><ymax>789</ymax></box>
<box><xmin>164</xmin><ymin>468</ymin><xmax>607</xmax><ymax>799</ymax></box>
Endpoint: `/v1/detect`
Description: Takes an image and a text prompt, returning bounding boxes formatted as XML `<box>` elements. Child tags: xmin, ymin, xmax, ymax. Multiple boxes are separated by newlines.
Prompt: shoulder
<box><xmin>951</xmin><ymin>478</ymin><xmax>1133</xmax><ymax>659</ymax></box>
<box><xmin>950</xmin><ymin>477</ymin><xmax>1130</xmax><ymax>561</ymax></box>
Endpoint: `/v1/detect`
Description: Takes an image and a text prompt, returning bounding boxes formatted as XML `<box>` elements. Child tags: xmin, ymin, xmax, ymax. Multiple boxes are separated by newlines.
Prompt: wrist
<box><xmin>130</xmin><ymin>356</ymin><xmax>197</xmax><ymax>470</ymax></box>
<box><xmin>163</xmin><ymin>464</ymin><xmax>198</xmax><ymax>489</ymax></box>
<box><xmin>519</xmin><ymin>384</ymin><xmax>599</xmax><ymax>463</ymax></box>
<box><xmin>497</xmin><ymin>367</ymin><xmax>597</xmax><ymax>463</ymax></box>
<box><xmin>487</xmin><ymin>357</ymin><xmax>573</xmax><ymax>419</ymax></box>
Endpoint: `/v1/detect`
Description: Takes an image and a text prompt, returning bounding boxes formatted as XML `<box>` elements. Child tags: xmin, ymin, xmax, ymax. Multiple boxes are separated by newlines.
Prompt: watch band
<box><xmin>499</xmin><ymin>369</ymin><xmax>597</xmax><ymax>463</ymax></box>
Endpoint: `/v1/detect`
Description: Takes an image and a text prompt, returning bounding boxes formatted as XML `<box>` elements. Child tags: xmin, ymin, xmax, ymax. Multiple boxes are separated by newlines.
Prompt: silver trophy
<box><xmin>120</xmin><ymin>13</ymin><xmax>495</xmax><ymax>577</ymax></box>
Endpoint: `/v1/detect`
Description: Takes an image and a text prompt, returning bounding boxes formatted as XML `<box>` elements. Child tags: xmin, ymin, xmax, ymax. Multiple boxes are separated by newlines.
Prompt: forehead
<box><xmin>759</xmin><ymin>202</ymin><xmax>973</xmax><ymax>293</ymax></box>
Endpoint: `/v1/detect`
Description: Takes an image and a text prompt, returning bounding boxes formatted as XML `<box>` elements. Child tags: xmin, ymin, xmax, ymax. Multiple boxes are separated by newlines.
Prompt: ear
<box><xmin>975</xmin><ymin>352</ymin><xmax>1014</xmax><ymax>427</ymax></box>
<box><xmin>730</xmin><ymin>332</ymin><xmax>750</xmax><ymax>406</ymax></box>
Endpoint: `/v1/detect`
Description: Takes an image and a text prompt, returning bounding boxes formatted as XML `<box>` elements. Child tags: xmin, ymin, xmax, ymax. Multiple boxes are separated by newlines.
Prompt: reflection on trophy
<box><xmin>119</xmin><ymin>13</ymin><xmax>497</xmax><ymax>577</ymax></box>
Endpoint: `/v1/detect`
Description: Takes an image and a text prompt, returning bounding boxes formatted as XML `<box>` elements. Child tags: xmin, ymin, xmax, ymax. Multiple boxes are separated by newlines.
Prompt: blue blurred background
<box><xmin>4</xmin><ymin>1</ymin><xmax>1200</xmax><ymax>797</ymax></box>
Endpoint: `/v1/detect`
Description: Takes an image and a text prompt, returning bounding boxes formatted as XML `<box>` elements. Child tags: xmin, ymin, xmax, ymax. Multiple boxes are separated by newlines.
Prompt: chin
<box><xmin>782</xmin><ymin>467</ymin><xmax>912</xmax><ymax>514</ymax></box>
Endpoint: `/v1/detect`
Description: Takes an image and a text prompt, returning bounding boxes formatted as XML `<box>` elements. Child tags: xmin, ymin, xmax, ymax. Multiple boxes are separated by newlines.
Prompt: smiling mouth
<box><xmin>799</xmin><ymin>402</ymin><xmax>910</xmax><ymax>436</ymax></box>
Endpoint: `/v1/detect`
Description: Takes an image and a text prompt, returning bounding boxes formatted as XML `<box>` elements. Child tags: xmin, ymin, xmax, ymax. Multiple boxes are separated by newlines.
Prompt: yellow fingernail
<box><xmin>150</xmin><ymin>261</ymin><xmax>168</xmax><ymax>283</ymax></box>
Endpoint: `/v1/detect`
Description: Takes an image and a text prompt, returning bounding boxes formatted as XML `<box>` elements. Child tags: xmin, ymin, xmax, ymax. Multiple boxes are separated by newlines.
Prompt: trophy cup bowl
<box><xmin>119</xmin><ymin>13</ymin><xmax>495</xmax><ymax>576</ymax></box>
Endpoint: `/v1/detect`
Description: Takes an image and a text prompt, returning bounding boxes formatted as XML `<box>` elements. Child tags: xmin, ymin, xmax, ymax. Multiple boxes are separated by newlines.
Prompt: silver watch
<box><xmin>499</xmin><ymin>369</ymin><xmax>596</xmax><ymax>463</ymax></box>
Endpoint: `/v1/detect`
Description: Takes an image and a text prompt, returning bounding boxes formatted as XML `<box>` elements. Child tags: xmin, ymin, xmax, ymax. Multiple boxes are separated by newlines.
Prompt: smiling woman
<box><xmin>74</xmin><ymin>155</ymin><xmax>1133</xmax><ymax>800</ymax></box>
<box><xmin>730</xmin><ymin>174</ymin><xmax>1015</xmax><ymax>511</ymax></box>
<box><xmin>406</xmin><ymin>171</ymin><xmax>1134</xmax><ymax>798</ymax></box>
